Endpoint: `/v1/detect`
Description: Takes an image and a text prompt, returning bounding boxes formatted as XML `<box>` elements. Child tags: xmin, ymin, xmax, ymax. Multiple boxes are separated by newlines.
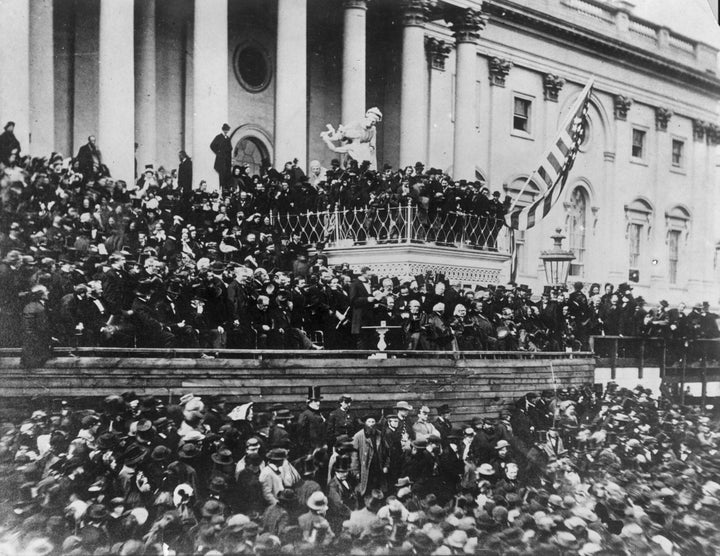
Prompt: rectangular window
<box><xmin>513</xmin><ymin>97</ymin><xmax>531</xmax><ymax>133</ymax></box>
<box><xmin>515</xmin><ymin>231</ymin><xmax>527</xmax><ymax>274</ymax></box>
<box><xmin>632</xmin><ymin>129</ymin><xmax>646</xmax><ymax>159</ymax></box>
<box><xmin>668</xmin><ymin>230</ymin><xmax>680</xmax><ymax>284</ymax></box>
<box><xmin>672</xmin><ymin>139</ymin><xmax>684</xmax><ymax>167</ymax></box>
<box><xmin>628</xmin><ymin>223</ymin><xmax>641</xmax><ymax>269</ymax></box>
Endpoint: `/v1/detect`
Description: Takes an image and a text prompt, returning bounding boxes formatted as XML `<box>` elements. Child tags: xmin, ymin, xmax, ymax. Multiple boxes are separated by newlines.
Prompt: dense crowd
<box><xmin>1</xmin><ymin>125</ymin><xmax>719</xmax><ymax>365</ymax></box>
<box><xmin>0</xmin><ymin>383</ymin><xmax>719</xmax><ymax>555</ymax></box>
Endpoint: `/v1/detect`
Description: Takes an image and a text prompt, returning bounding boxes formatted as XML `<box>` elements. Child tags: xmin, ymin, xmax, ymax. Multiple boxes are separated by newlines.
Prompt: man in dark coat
<box><xmin>297</xmin><ymin>388</ymin><xmax>326</xmax><ymax>454</ymax></box>
<box><xmin>349</xmin><ymin>266</ymin><xmax>378</xmax><ymax>349</ymax></box>
<box><xmin>0</xmin><ymin>121</ymin><xmax>20</xmax><ymax>165</ymax></box>
<box><xmin>326</xmin><ymin>395</ymin><xmax>356</xmax><ymax>447</ymax></box>
<box><xmin>434</xmin><ymin>405</ymin><xmax>453</xmax><ymax>447</ymax></box>
<box><xmin>178</xmin><ymin>150</ymin><xmax>193</xmax><ymax>196</ymax></box>
<box><xmin>210</xmin><ymin>123</ymin><xmax>232</xmax><ymax>193</ymax></box>
<box><xmin>76</xmin><ymin>135</ymin><xmax>102</xmax><ymax>180</ymax></box>
<box><xmin>21</xmin><ymin>285</ymin><xmax>53</xmax><ymax>368</ymax></box>
<box><xmin>326</xmin><ymin>456</ymin><xmax>356</xmax><ymax>531</ymax></box>
<box><xmin>235</xmin><ymin>452</ymin><xmax>266</xmax><ymax>516</ymax></box>
<box><xmin>102</xmin><ymin>254</ymin><xmax>135</xmax><ymax>315</ymax></box>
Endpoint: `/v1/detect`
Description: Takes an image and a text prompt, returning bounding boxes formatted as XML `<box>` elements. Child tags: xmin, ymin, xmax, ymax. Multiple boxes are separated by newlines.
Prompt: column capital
<box><xmin>613</xmin><ymin>94</ymin><xmax>632</xmax><ymax>121</ymax></box>
<box><xmin>693</xmin><ymin>119</ymin><xmax>707</xmax><ymax>141</ymax></box>
<box><xmin>655</xmin><ymin>107</ymin><xmax>673</xmax><ymax>131</ymax></box>
<box><xmin>343</xmin><ymin>0</ymin><xmax>369</xmax><ymax>10</ymax></box>
<box><xmin>400</xmin><ymin>0</ymin><xmax>435</xmax><ymax>26</ymax></box>
<box><xmin>706</xmin><ymin>123</ymin><xmax>720</xmax><ymax>145</ymax></box>
<box><xmin>425</xmin><ymin>36</ymin><xmax>451</xmax><ymax>71</ymax></box>
<box><xmin>488</xmin><ymin>56</ymin><xmax>512</xmax><ymax>87</ymax></box>
<box><xmin>543</xmin><ymin>73</ymin><xmax>565</xmax><ymax>102</ymax></box>
<box><xmin>451</xmin><ymin>8</ymin><xmax>487</xmax><ymax>44</ymax></box>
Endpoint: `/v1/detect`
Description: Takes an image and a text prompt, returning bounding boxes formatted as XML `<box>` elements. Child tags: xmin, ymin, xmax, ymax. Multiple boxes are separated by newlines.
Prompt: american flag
<box><xmin>506</xmin><ymin>78</ymin><xmax>594</xmax><ymax>231</ymax></box>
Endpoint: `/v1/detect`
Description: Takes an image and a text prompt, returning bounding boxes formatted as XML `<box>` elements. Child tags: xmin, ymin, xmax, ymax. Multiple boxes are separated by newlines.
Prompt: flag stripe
<box><xmin>505</xmin><ymin>79</ymin><xmax>594</xmax><ymax>232</ymax></box>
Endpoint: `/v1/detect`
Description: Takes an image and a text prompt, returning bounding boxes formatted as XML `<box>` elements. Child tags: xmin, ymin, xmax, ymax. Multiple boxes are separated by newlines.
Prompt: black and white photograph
<box><xmin>0</xmin><ymin>0</ymin><xmax>719</xmax><ymax>553</ymax></box>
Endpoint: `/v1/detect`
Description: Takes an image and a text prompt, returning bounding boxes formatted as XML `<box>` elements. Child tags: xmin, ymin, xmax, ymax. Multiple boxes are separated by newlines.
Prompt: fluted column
<box><xmin>136</xmin><ymin>0</ymin><xmax>157</xmax><ymax>173</ymax></box>
<box><xmin>0</xmin><ymin>0</ymin><xmax>30</xmax><ymax>152</ymax></box>
<box><xmin>451</xmin><ymin>9</ymin><xmax>486</xmax><ymax>180</ymax></box>
<box><xmin>193</xmin><ymin>0</ymin><xmax>229</xmax><ymax>191</ymax></box>
<box><xmin>99</xmin><ymin>0</ymin><xmax>135</xmax><ymax>182</ymax></box>
<box><xmin>29</xmin><ymin>0</ymin><xmax>54</xmax><ymax>158</ymax></box>
<box><xmin>275</xmin><ymin>0</ymin><xmax>307</xmax><ymax>169</ymax></box>
<box><xmin>342</xmin><ymin>0</ymin><xmax>368</xmax><ymax>124</ymax></box>
<box><xmin>399</xmin><ymin>0</ymin><xmax>430</xmax><ymax>167</ymax></box>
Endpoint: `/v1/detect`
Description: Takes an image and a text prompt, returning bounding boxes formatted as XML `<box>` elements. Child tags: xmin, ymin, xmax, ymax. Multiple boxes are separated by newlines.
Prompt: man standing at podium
<box><xmin>210</xmin><ymin>123</ymin><xmax>232</xmax><ymax>193</ymax></box>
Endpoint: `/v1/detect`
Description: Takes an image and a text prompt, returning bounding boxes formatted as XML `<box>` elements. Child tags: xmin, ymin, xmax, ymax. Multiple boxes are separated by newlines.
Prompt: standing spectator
<box><xmin>76</xmin><ymin>135</ymin><xmax>103</xmax><ymax>180</ymax></box>
<box><xmin>0</xmin><ymin>121</ymin><xmax>20</xmax><ymax>164</ymax></box>
<box><xmin>326</xmin><ymin>395</ymin><xmax>356</xmax><ymax>447</ymax></box>
<box><xmin>298</xmin><ymin>387</ymin><xmax>326</xmax><ymax>454</ymax></box>
<box><xmin>178</xmin><ymin>150</ymin><xmax>193</xmax><ymax>196</ymax></box>
<box><xmin>210</xmin><ymin>123</ymin><xmax>232</xmax><ymax>193</ymax></box>
<box><xmin>351</xmin><ymin>415</ymin><xmax>387</xmax><ymax>497</ymax></box>
<box><xmin>21</xmin><ymin>285</ymin><xmax>53</xmax><ymax>368</ymax></box>
<box><xmin>0</xmin><ymin>250</ymin><xmax>25</xmax><ymax>347</ymax></box>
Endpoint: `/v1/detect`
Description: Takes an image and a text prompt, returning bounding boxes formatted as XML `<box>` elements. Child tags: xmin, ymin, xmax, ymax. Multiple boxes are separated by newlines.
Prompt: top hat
<box><xmin>307</xmin><ymin>386</ymin><xmax>323</xmax><ymax>401</ymax></box>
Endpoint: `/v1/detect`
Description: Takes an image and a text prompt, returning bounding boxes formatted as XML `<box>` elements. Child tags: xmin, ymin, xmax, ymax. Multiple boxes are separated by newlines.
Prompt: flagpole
<box><xmin>507</xmin><ymin>76</ymin><xmax>595</xmax><ymax>215</ymax></box>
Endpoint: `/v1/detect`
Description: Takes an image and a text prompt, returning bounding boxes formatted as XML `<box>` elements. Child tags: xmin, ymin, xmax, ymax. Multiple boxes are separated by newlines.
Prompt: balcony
<box><xmin>271</xmin><ymin>203</ymin><xmax>513</xmax><ymax>286</ymax></box>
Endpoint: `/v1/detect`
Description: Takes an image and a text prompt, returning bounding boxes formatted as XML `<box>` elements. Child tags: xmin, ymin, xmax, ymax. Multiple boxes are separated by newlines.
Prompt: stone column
<box><xmin>193</xmin><ymin>0</ymin><xmax>229</xmax><ymax>191</ymax></box>
<box><xmin>425</xmin><ymin>37</ymin><xmax>451</xmax><ymax>168</ymax></box>
<box><xmin>136</xmin><ymin>0</ymin><xmax>157</xmax><ymax>173</ymax></box>
<box><xmin>451</xmin><ymin>9</ymin><xmax>486</xmax><ymax>180</ymax></box>
<box><xmin>399</xmin><ymin>0</ymin><xmax>430</xmax><ymax>167</ymax></box>
<box><xmin>275</xmin><ymin>0</ymin><xmax>307</xmax><ymax>169</ymax></box>
<box><xmin>0</xmin><ymin>0</ymin><xmax>30</xmax><ymax>152</ymax></box>
<box><xmin>342</xmin><ymin>0</ymin><xmax>368</xmax><ymax>125</ymax></box>
<box><xmin>29</xmin><ymin>0</ymin><xmax>54</xmax><ymax>158</ymax></box>
<box><xmin>99</xmin><ymin>0</ymin><xmax>135</xmax><ymax>182</ymax></box>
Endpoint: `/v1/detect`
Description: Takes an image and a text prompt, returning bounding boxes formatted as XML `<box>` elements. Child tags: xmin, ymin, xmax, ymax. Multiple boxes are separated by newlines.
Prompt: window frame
<box><xmin>565</xmin><ymin>186</ymin><xmax>589</xmax><ymax>279</ymax></box>
<box><xmin>511</xmin><ymin>93</ymin><xmax>535</xmax><ymax>140</ymax></box>
<box><xmin>631</xmin><ymin>127</ymin><xmax>647</xmax><ymax>162</ymax></box>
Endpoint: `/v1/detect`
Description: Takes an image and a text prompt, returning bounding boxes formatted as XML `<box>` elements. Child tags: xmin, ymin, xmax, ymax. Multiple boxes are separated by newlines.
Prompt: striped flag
<box><xmin>506</xmin><ymin>78</ymin><xmax>594</xmax><ymax>231</ymax></box>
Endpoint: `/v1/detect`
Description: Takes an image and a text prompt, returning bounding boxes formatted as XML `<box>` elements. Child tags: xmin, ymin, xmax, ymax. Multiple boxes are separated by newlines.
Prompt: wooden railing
<box><xmin>590</xmin><ymin>336</ymin><xmax>720</xmax><ymax>405</ymax></box>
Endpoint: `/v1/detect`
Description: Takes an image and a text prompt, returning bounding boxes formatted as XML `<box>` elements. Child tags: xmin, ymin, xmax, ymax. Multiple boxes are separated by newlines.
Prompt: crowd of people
<box><xmin>0</xmin><ymin>383</ymin><xmax>718</xmax><ymax>554</ymax></box>
<box><xmin>0</xmin><ymin>126</ymin><xmax>718</xmax><ymax>363</ymax></box>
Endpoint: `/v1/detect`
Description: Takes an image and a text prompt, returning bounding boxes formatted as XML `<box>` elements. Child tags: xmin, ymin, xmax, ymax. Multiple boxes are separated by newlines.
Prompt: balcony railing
<box><xmin>269</xmin><ymin>202</ymin><xmax>513</xmax><ymax>254</ymax></box>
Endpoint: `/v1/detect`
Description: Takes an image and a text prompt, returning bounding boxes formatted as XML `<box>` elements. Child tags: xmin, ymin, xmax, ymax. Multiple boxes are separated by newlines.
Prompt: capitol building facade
<box><xmin>0</xmin><ymin>0</ymin><xmax>718</xmax><ymax>304</ymax></box>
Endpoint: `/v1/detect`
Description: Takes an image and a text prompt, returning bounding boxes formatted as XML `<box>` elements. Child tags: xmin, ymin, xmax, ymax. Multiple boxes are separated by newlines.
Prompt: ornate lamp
<box><xmin>539</xmin><ymin>227</ymin><xmax>575</xmax><ymax>287</ymax></box>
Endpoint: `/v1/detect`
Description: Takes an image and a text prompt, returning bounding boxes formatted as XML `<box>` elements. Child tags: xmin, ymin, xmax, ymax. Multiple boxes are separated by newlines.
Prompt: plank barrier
<box><xmin>0</xmin><ymin>349</ymin><xmax>594</xmax><ymax>422</ymax></box>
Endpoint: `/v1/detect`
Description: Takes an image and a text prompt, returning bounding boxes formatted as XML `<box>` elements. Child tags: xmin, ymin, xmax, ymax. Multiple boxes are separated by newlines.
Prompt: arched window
<box><xmin>625</xmin><ymin>198</ymin><xmax>653</xmax><ymax>282</ymax></box>
<box><xmin>565</xmin><ymin>186</ymin><xmax>588</xmax><ymax>277</ymax></box>
<box><xmin>504</xmin><ymin>177</ymin><xmax>541</xmax><ymax>275</ymax></box>
<box><xmin>233</xmin><ymin>136</ymin><xmax>270</xmax><ymax>177</ymax></box>
<box><xmin>665</xmin><ymin>206</ymin><xmax>691</xmax><ymax>285</ymax></box>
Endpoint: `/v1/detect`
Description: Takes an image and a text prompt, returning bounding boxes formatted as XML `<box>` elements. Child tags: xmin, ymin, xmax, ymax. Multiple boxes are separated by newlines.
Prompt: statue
<box><xmin>320</xmin><ymin>107</ymin><xmax>382</xmax><ymax>171</ymax></box>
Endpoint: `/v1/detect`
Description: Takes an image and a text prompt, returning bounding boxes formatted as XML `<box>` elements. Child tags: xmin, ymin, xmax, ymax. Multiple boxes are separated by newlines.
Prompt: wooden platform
<box><xmin>0</xmin><ymin>350</ymin><xmax>594</xmax><ymax>422</ymax></box>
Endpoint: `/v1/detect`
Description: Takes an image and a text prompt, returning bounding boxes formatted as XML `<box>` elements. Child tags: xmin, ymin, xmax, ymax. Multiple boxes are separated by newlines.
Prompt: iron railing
<box><xmin>269</xmin><ymin>201</ymin><xmax>513</xmax><ymax>253</ymax></box>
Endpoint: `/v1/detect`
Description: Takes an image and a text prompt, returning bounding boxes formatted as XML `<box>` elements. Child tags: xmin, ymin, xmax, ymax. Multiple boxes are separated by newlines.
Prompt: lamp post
<box><xmin>539</xmin><ymin>227</ymin><xmax>575</xmax><ymax>287</ymax></box>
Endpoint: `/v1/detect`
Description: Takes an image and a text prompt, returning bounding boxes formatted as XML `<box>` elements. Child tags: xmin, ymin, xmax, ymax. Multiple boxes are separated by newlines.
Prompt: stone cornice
<box><xmin>481</xmin><ymin>0</ymin><xmax>720</xmax><ymax>97</ymax></box>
